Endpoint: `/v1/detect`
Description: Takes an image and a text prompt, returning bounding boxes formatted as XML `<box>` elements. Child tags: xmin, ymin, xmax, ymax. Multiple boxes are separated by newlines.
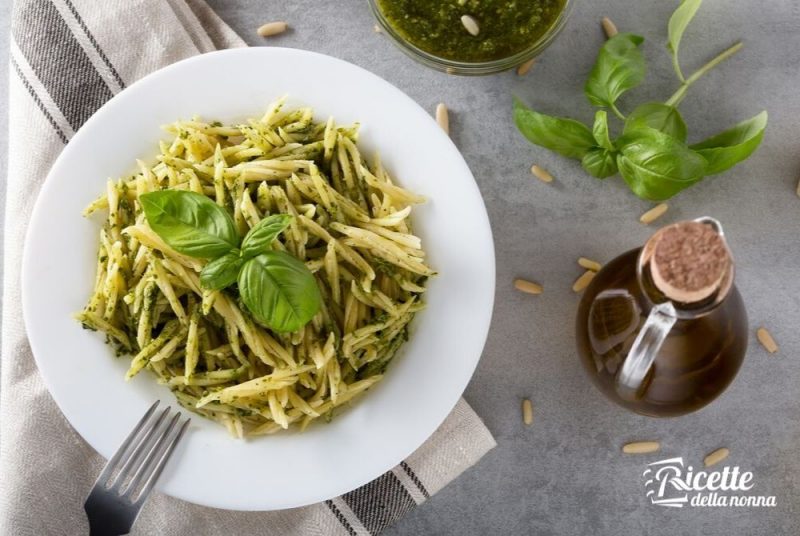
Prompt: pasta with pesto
<box><xmin>77</xmin><ymin>97</ymin><xmax>431</xmax><ymax>437</ymax></box>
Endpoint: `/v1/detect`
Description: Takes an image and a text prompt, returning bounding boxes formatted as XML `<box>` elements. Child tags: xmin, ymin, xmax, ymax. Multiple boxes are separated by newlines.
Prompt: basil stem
<box><xmin>665</xmin><ymin>41</ymin><xmax>743</xmax><ymax>107</ymax></box>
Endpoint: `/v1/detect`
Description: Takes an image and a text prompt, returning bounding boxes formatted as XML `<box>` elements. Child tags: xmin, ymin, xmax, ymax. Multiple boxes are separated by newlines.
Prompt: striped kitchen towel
<box><xmin>0</xmin><ymin>1</ymin><xmax>496</xmax><ymax>535</ymax></box>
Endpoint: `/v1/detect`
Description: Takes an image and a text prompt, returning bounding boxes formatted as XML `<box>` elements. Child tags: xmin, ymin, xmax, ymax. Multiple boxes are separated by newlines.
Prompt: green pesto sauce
<box><xmin>377</xmin><ymin>0</ymin><xmax>566</xmax><ymax>63</ymax></box>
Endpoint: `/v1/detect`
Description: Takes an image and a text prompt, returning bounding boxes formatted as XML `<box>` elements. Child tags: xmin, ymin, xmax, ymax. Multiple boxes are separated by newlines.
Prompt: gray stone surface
<box><xmin>5</xmin><ymin>0</ymin><xmax>800</xmax><ymax>534</ymax></box>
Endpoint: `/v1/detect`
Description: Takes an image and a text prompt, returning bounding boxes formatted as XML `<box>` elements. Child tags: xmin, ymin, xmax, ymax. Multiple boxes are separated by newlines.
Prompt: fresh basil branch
<box><xmin>513</xmin><ymin>0</ymin><xmax>767</xmax><ymax>201</ymax></box>
<box><xmin>140</xmin><ymin>190</ymin><xmax>321</xmax><ymax>333</ymax></box>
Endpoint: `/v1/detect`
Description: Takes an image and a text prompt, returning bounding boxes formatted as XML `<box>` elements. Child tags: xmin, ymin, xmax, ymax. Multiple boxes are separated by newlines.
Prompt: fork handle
<box><xmin>84</xmin><ymin>492</ymin><xmax>136</xmax><ymax>536</ymax></box>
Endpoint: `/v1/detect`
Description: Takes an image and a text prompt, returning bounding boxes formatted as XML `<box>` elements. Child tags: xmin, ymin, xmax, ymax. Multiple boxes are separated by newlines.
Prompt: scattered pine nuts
<box><xmin>516</xmin><ymin>58</ymin><xmax>536</xmax><ymax>76</ymax></box>
<box><xmin>757</xmin><ymin>327</ymin><xmax>778</xmax><ymax>353</ymax></box>
<box><xmin>515</xmin><ymin>278</ymin><xmax>543</xmax><ymax>295</ymax></box>
<box><xmin>373</xmin><ymin>24</ymin><xmax>382</xmax><ymax>33</ymax></box>
<box><xmin>257</xmin><ymin>21</ymin><xmax>288</xmax><ymax>38</ymax></box>
<box><xmin>530</xmin><ymin>164</ymin><xmax>554</xmax><ymax>183</ymax></box>
<box><xmin>522</xmin><ymin>399</ymin><xmax>534</xmax><ymax>425</ymax></box>
<box><xmin>461</xmin><ymin>14</ymin><xmax>480</xmax><ymax>36</ymax></box>
<box><xmin>435</xmin><ymin>103</ymin><xmax>449</xmax><ymax>134</ymax></box>
<box><xmin>704</xmin><ymin>447</ymin><xmax>730</xmax><ymax>467</ymax></box>
<box><xmin>601</xmin><ymin>17</ymin><xmax>618</xmax><ymax>39</ymax></box>
<box><xmin>622</xmin><ymin>441</ymin><xmax>660</xmax><ymax>454</ymax></box>
<box><xmin>639</xmin><ymin>203</ymin><xmax>669</xmax><ymax>225</ymax></box>
<box><xmin>572</xmin><ymin>270</ymin><xmax>596</xmax><ymax>292</ymax></box>
<box><xmin>578</xmin><ymin>257</ymin><xmax>602</xmax><ymax>272</ymax></box>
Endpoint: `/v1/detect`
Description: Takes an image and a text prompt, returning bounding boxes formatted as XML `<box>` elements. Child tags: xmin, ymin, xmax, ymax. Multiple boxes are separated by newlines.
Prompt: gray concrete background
<box><xmin>5</xmin><ymin>0</ymin><xmax>800</xmax><ymax>534</ymax></box>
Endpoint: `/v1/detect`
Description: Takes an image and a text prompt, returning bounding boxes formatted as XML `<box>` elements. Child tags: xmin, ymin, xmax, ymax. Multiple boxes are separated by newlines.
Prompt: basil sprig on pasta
<box><xmin>141</xmin><ymin>190</ymin><xmax>320</xmax><ymax>333</ymax></box>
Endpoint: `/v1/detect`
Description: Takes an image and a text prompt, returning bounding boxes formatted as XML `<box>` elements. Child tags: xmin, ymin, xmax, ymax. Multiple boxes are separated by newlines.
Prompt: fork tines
<box><xmin>94</xmin><ymin>401</ymin><xmax>190</xmax><ymax>504</ymax></box>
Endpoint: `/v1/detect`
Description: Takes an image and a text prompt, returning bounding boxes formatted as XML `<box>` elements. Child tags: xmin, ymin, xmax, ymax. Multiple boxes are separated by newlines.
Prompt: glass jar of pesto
<box><xmin>369</xmin><ymin>0</ymin><xmax>573</xmax><ymax>75</ymax></box>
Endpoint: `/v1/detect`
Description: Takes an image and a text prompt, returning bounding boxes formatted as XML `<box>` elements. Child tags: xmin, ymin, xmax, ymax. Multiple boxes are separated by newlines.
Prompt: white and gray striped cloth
<box><xmin>0</xmin><ymin>0</ymin><xmax>496</xmax><ymax>534</ymax></box>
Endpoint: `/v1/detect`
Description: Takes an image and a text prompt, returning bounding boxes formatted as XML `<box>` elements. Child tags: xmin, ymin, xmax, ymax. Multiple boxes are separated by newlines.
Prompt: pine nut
<box><xmin>515</xmin><ymin>278</ymin><xmax>543</xmax><ymax>295</ymax></box>
<box><xmin>435</xmin><ymin>103</ymin><xmax>449</xmax><ymax>134</ymax></box>
<box><xmin>757</xmin><ymin>327</ymin><xmax>778</xmax><ymax>353</ymax></box>
<box><xmin>704</xmin><ymin>447</ymin><xmax>730</xmax><ymax>467</ymax></box>
<box><xmin>516</xmin><ymin>58</ymin><xmax>536</xmax><ymax>76</ymax></box>
<box><xmin>622</xmin><ymin>441</ymin><xmax>660</xmax><ymax>454</ymax></box>
<box><xmin>257</xmin><ymin>21</ymin><xmax>289</xmax><ymax>37</ymax></box>
<box><xmin>461</xmin><ymin>14</ymin><xmax>480</xmax><ymax>36</ymax></box>
<box><xmin>639</xmin><ymin>203</ymin><xmax>668</xmax><ymax>224</ymax></box>
<box><xmin>602</xmin><ymin>17</ymin><xmax>618</xmax><ymax>39</ymax></box>
<box><xmin>373</xmin><ymin>24</ymin><xmax>382</xmax><ymax>33</ymax></box>
<box><xmin>531</xmin><ymin>164</ymin><xmax>554</xmax><ymax>183</ymax></box>
<box><xmin>572</xmin><ymin>270</ymin><xmax>595</xmax><ymax>292</ymax></box>
<box><xmin>578</xmin><ymin>257</ymin><xmax>602</xmax><ymax>271</ymax></box>
<box><xmin>522</xmin><ymin>399</ymin><xmax>534</xmax><ymax>425</ymax></box>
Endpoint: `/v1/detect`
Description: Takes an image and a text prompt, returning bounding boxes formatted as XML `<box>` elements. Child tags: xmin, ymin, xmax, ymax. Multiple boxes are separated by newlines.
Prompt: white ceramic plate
<box><xmin>22</xmin><ymin>48</ymin><xmax>494</xmax><ymax>511</ymax></box>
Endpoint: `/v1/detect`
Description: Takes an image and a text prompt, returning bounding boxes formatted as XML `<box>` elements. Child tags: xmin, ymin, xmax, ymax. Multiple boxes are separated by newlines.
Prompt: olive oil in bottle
<box><xmin>575</xmin><ymin>218</ymin><xmax>748</xmax><ymax>417</ymax></box>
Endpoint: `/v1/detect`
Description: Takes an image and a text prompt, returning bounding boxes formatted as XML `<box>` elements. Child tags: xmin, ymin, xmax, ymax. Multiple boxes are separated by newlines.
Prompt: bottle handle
<box><xmin>615</xmin><ymin>301</ymin><xmax>677</xmax><ymax>400</ymax></box>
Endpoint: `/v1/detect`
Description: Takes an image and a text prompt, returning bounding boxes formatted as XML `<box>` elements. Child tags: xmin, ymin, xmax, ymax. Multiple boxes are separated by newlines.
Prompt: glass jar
<box><xmin>368</xmin><ymin>0</ymin><xmax>575</xmax><ymax>75</ymax></box>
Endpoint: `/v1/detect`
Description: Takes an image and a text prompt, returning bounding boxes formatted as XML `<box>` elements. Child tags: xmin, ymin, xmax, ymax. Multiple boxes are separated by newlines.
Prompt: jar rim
<box><xmin>367</xmin><ymin>0</ymin><xmax>575</xmax><ymax>75</ymax></box>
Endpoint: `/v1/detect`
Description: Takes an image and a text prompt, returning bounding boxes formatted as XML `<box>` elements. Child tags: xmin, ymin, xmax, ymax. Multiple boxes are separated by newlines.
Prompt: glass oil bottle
<box><xmin>575</xmin><ymin>217</ymin><xmax>748</xmax><ymax>417</ymax></box>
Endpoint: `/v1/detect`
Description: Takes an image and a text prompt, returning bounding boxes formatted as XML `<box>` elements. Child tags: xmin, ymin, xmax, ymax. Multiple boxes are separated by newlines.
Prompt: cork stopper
<box><xmin>647</xmin><ymin>221</ymin><xmax>731</xmax><ymax>304</ymax></box>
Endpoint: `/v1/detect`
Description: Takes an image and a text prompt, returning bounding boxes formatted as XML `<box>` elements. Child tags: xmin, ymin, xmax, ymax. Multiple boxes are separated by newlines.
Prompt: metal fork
<box><xmin>84</xmin><ymin>401</ymin><xmax>190</xmax><ymax>536</ymax></box>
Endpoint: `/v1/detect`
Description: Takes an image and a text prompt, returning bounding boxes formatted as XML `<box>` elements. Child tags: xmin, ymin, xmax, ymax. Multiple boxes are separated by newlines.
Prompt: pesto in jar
<box><xmin>376</xmin><ymin>0</ymin><xmax>567</xmax><ymax>63</ymax></box>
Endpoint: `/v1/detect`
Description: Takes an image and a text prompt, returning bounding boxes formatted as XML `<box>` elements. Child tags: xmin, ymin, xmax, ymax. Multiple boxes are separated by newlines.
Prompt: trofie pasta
<box><xmin>77</xmin><ymin>97</ymin><xmax>432</xmax><ymax>437</ymax></box>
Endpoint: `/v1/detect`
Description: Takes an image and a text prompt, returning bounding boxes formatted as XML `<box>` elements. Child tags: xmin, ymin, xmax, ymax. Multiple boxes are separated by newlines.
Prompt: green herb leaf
<box><xmin>140</xmin><ymin>190</ymin><xmax>239</xmax><ymax>259</ymax></box>
<box><xmin>199</xmin><ymin>252</ymin><xmax>243</xmax><ymax>291</ymax></box>
<box><xmin>689</xmin><ymin>111</ymin><xmax>767</xmax><ymax>175</ymax></box>
<box><xmin>625</xmin><ymin>103</ymin><xmax>688</xmax><ymax>142</ymax></box>
<box><xmin>616</xmin><ymin>127</ymin><xmax>708</xmax><ymax>200</ymax></box>
<box><xmin>238</xmin><ymin>251</ymin><xmax>321</xmax><ymax>333</ymax></box>
<box><xmin>592</xmin><ymin>110</ymin><xmax>614</xmax><ymax>150</ymax></box>
<box><xmin>584</xmin><ymin>33</ymin><xmax>646</xmax><ymax>110</ymax></box>
<box><xmin>241</xmin><ymin>214</ymin><xmax>293</xmax><ymax>259</ymax></box>
<box><xmin>513</xmin><ymin>98</ymin><xmax>595</xmax><ymax>160</ymax></box>
<box><xmin>582</xmin><ymin>148</ymin><xmax>619</xmax><ymax>179</ymax></box>
<box><xmin>667</xmin><ymin>0</ymin><xmax>703</xmax><ymax>82</ymax></box>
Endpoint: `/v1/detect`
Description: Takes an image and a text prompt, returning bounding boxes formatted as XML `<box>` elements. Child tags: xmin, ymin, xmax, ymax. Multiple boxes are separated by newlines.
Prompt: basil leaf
<box><xmin>241</xmin><ymin>214</ymin><xmax>293</xmax><ymax>259</ymax></box>
<box><xmin>140</xmin><ymin>190</ymin><xmax>239</xmax><ymax>259</ymax></box>
<box><xmin>667</xmin><ymin>0</ymin><xmax>703</xmax><ymax>81</ymax></box>
<box><xmin>617</xmin><ymin>127</ymin><xmax>708</xmax><ymax>200</ymax></box>
<box><xmin>582</xmin><ymin>148</ymin><xmax>619</xmax><ymax>179</ymax></box>
<box><xmin>238</xmin><ymin>251</ymin><xmax>321</xmax><ymax>333</ymax></box>
<box><xmin>592</xmin><ymin>111</ymin><xmax>614</xmax><ymax>150</ymax></box>
<box><xmin>585</xmin><ymin>33</ymin><xmax>646</xmax><ymax>109</ymax></box>
<box><xmin>513</xmin><ymin>98</ymin><xmax>595</xmax><ymax>160</ymax></box>
<box><xmin>625</xmin><ymin>103</ymin><xmax>688</xmax><ymax>142</ymax></box>
<box><xmin>199</xmin><ymin>252</ymin><xmax>243</xmax><ymax>291</ymax></box>
<box><xmin>689</xmin><ymin>111</ymin><xmax>767</xmax><ymax>175</ymax></box>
